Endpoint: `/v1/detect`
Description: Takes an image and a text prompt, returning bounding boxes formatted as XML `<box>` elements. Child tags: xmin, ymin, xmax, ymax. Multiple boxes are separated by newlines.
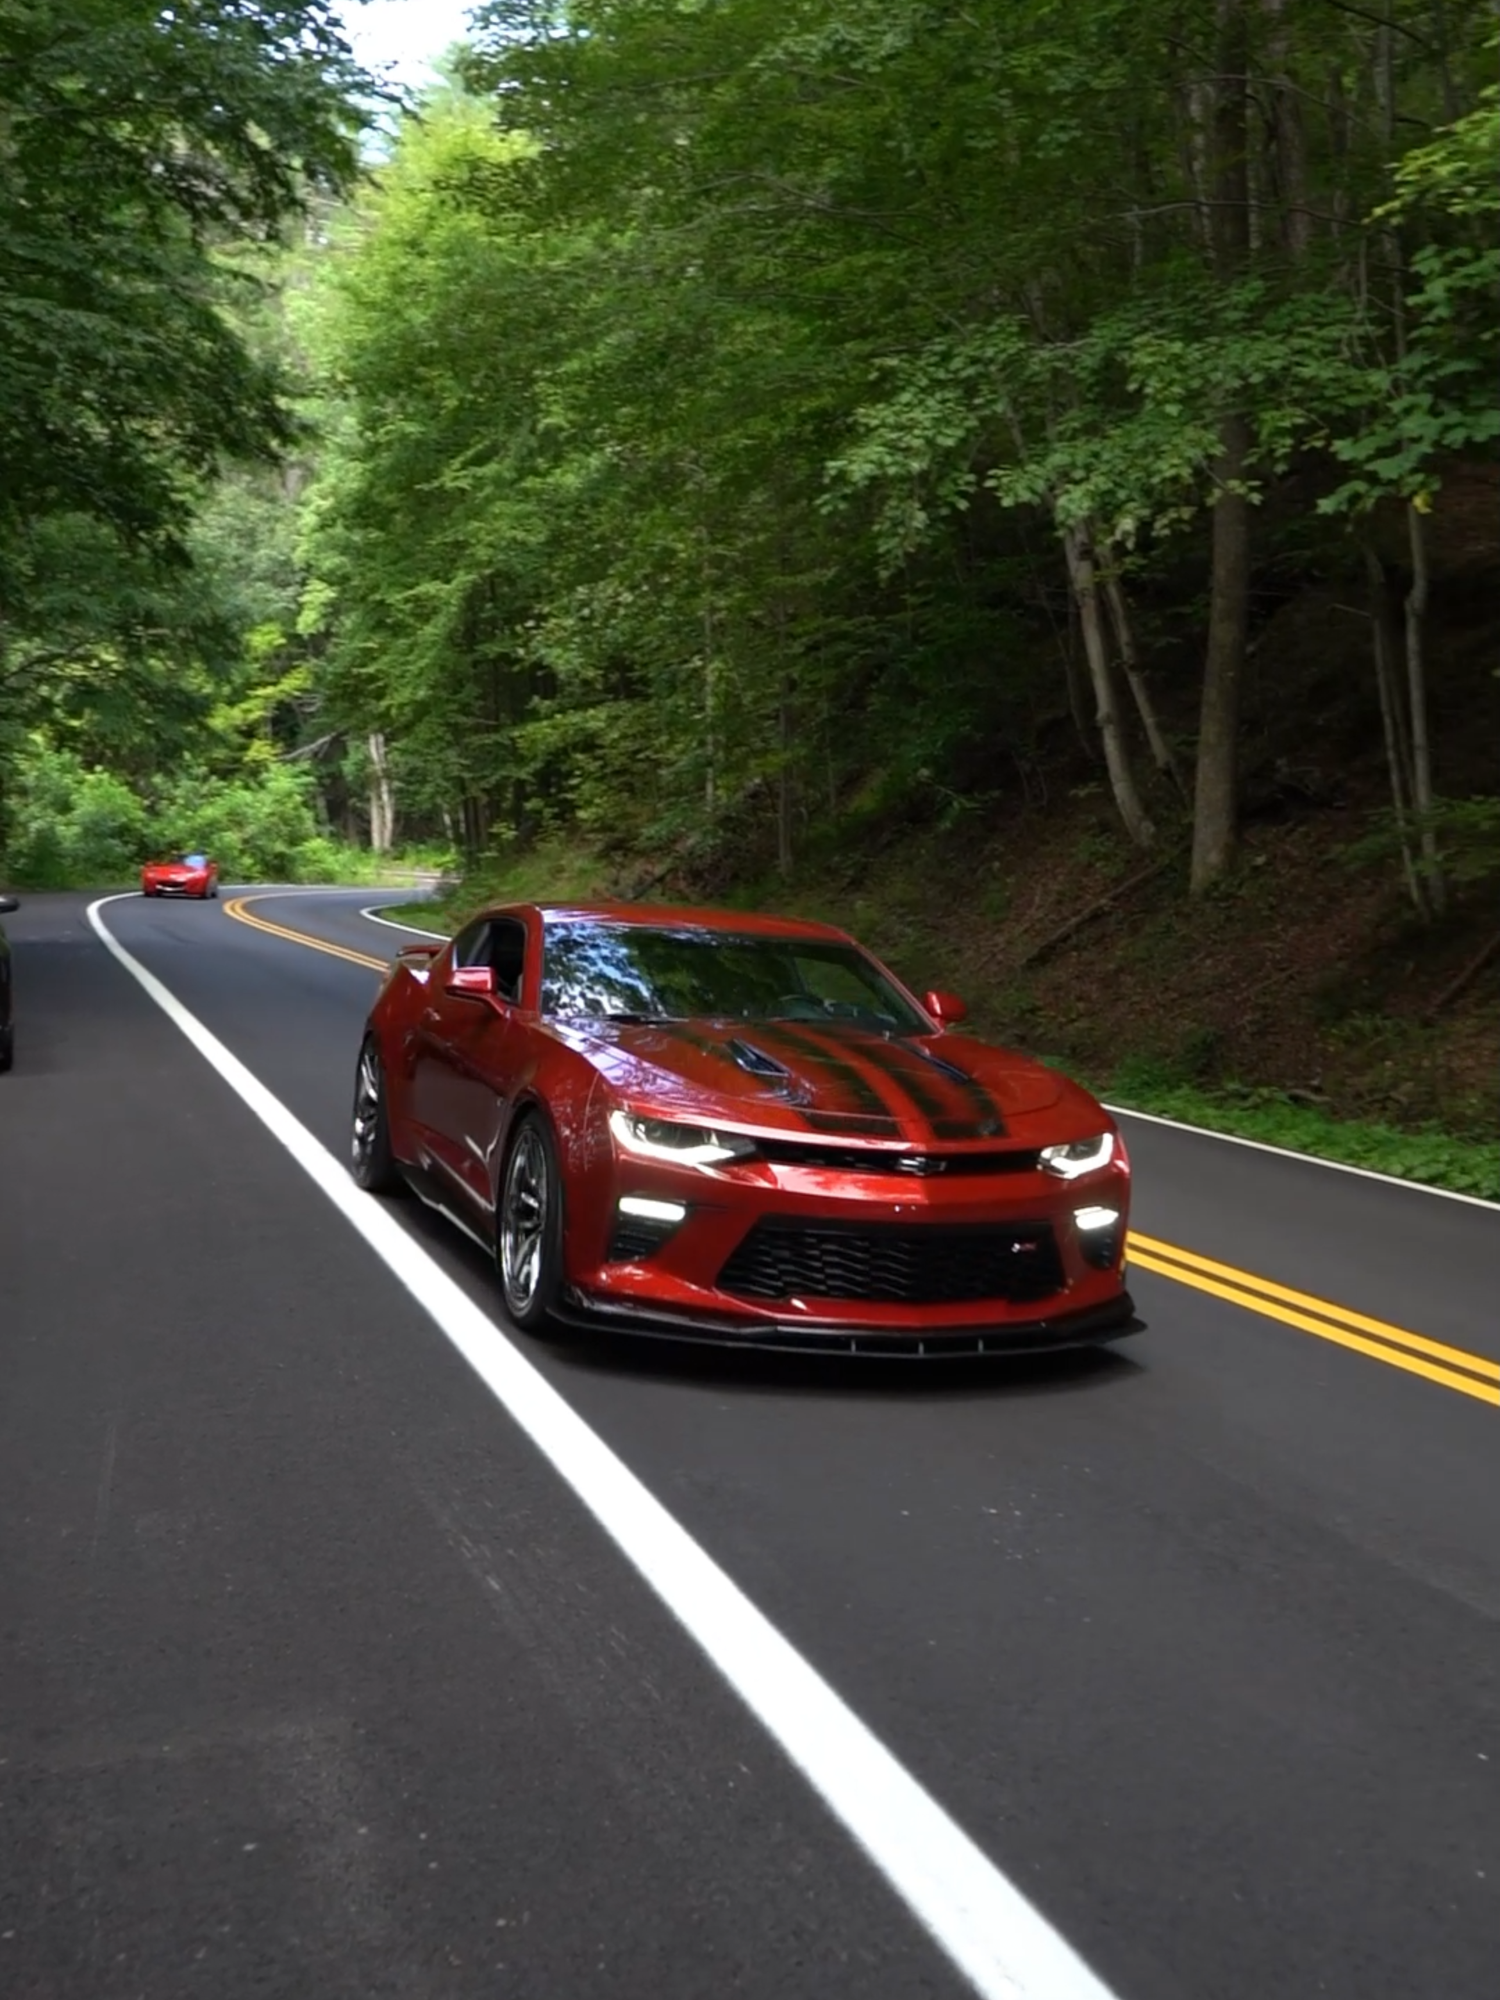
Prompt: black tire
<box><xmin>350</xmin><ymin>1035</ymin><xmax>403</xmax><ymax>1193</ymax></box>
<box><xmin>496</xmin><ymin>1112</ymin><xmax>565</xmax><ymax>1333</ymax></box>
<box><xmin>0</xmin><ymin>1021</ymin><xmax>13</xmax><ymax>1073</ymax></box>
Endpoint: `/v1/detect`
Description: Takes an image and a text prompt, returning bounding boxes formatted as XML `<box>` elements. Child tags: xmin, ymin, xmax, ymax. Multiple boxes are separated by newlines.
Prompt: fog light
<box><xmin>619</xmin><ymin>1195</ymin><xmax>687</xmax><ymax>1223</ymax></box>
<box><xmin>1075</xmin><ymin>1205</ymin><xmax>1119</xmax><ymax>1232</ymax></box>
<box><xmin>609</xmin><ymin>1194</ymin><xmax>687</xmax><ymax>1262</ymax></box>
<box><xmin>1075</xmin><ymin>1204</ymin><xmax>1123</xmax><ymax>1270</ymax></box>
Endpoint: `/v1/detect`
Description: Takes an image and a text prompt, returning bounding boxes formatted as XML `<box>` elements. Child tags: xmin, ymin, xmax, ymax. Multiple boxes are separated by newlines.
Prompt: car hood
<box><xmin>556</xmin><ymin>1016</ymin><xmax>1068</xmax><ymax>1142</ymax></box>
<box><xmin>147</xmin><ymin>863</ymin><xmax>205</xmax><ymax>876</ymax></box>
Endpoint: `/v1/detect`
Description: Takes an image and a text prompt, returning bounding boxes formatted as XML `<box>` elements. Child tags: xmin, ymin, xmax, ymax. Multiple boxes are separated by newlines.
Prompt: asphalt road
<box><xmin>1</xmin><ymin>887</ymin><xmax>1496</xmax><ymax>2000</ymax></box>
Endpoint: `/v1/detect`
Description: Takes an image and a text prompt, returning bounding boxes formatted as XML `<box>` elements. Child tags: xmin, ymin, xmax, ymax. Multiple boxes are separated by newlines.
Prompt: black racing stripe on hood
<box><xmin>787</xmin><ymin>1028</ymin><xmax>1008</xmax><ymax>1140</ymax></box>
<box><xmin>754</xmin><ymin>1022</ymin><xmax>905</xmax><ymax>1125</ymax></box>
<box><xmin>893</xmin><ymin>1039</ymin><xmax>1009</xmax><ymax>1138</ymax></box>
<box><xmin>843</xmin><ymin>1038</ymin><xmax>955</xmax><ymax>1128</ymax></box>
<box><xmin>864</xmin><ymin>1040</ymin><xmax>1004</xmax><ymax>1136</ymax></box>
<box><xmin>768</xmin><ymin>1024</ymin><xmax>1003</xmax><ymax>1139</ymax></box>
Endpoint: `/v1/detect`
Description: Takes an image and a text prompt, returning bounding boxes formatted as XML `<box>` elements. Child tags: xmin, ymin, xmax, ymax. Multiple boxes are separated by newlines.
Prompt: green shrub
<box><xmin>3</xmin><ymin>741</ymin><xmax>150</xmax><ymax>887</ymax></box>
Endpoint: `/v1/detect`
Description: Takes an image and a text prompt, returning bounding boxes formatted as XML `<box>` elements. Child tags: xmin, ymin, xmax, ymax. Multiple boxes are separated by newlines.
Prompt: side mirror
<box><xmin>923</xmin><ymin>988</ymin><xmax>968</xmax><ymax>1028</ymax></box>
<box><xmin>445</xmin><ymin>964</ymin><xmax>497</xmax><ymax>1000</ymax></box>
<box><xmin>0</xmin><ymin>895</ymin><xmax>18</xmax><ymax>915</ymax></box>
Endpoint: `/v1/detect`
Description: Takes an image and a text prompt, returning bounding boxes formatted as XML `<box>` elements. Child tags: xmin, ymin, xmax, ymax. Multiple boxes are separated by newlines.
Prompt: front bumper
<box><xmin>553</xmin><ymin>1286</ymin><xmax>1141</xmax><ymax>1357</ymax></box>
<box><xmin>565</xmin><ymin>1141</ymin><xmax>1135</xmax><ymax>1352</ymax></box>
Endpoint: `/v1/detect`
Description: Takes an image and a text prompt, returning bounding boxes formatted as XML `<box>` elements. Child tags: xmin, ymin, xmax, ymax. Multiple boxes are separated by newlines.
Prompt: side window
<box><xmin>452</xmin><ymin>919</ymin><xmax>491</xmax><ymax>969</ymax></box>
<box><xmin>487</xmin><ymin>918</ymin><xmax>527</xmax><ymax>1004</ymax></box>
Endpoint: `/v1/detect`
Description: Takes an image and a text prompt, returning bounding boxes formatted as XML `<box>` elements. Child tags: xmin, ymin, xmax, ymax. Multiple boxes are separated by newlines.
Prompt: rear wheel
<box><xmin>497</xmin><ymin>1114</ymin><xmax>564</xmax><ymax>1333</ymax></box>
<box><xmin>350</xmin><ymin>1036</ymin><xmax>402</xmax><ymax>1193</ymax></box>
<box><xmin>0</xmin><ymin>1021</ymin><xmax>13</xmax><ymax>1073</ymax></box>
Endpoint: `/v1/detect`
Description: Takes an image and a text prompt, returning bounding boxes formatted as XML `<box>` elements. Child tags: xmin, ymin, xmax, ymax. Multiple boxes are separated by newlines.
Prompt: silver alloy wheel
<box><xmin>500</xmin><ymin>1123</ymin><xmax>549</xmax><ymax>1316</ymax></box>
<box><xmin>351</xmin><ymin>1042</ymin><xmax>383</xmax><ymax>1173</ymax></box>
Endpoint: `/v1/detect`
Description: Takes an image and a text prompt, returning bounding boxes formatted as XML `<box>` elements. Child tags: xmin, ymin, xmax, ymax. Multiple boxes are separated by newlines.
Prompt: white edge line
<box><xmin>1106</xmin><ymin>1102</ymin><xmax>1500</xmax><ymax>1214</ymax></box>
<box><xmin>360</xmin><ymin>902</ymin><xmax>448</xmax><ymax>941</ymax></box>
<box><xmin>85</xmin><ymin>892</ymin><xmax>1119</xmax><ymax>2000</ymax></box>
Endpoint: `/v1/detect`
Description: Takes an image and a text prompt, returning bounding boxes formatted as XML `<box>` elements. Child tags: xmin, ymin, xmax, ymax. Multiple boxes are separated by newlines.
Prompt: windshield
<box><xmin>180</xmin><ymin>853</ymin><xmax>208</xmax><ymax>867</ymax></box>
<box><xmin>540</xmin><ymin>921</ymin><xmax>929</xmax><ymax>1035</ymax></box>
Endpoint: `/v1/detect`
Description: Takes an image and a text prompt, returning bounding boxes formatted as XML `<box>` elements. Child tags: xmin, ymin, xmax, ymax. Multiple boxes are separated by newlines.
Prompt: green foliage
<box><xmin>3</xmin><ymin>742</ymin><xmax>152</xmax><ymax>888</ymax></box>
<box><xmin>5</xmin><ymin>0</ymin><xmax>1498</xmax><ymax>1128</ymax></box>
<box><xmin>0</xmin><ymin>1</ymin><xmax>367</xmax><ymax>605</ymax></box>
<box><xmin>0</xmin><ymin>3</ymin><xmax>373</xmax><ymax>870</ymax></box>
<box><xmin>1325</xmin><ymin>81</ymin><xmax>1500</xmax><ymax>515</ymax></box>
<box><xmin>2</xmin><ymin>740</ymin><xmax>352</xmax><ymax>888</ymax></box>
<box><xmin>1339</xmin><ymin>798</ymin><xmax>1500</xmax><ymax>886</ymax></box>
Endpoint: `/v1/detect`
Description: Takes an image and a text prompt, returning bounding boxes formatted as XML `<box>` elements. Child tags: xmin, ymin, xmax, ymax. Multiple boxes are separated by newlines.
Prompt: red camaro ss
<box><xmin>141</xmin><ymin>851</ymin><xmax>219</xmax><ymax>899</ymax></box>
<box><xmin>351</xmin><ymin>902</ymin><xmax>1138</xmax><ymax>1356</ymax></box>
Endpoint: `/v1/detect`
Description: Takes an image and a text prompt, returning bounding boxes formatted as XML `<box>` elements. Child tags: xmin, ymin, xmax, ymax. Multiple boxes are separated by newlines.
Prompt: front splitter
<box><xmin>550</xmin><ymin>1288</ymin><xmax>1141</xmax><ymax>1359</ymax></box>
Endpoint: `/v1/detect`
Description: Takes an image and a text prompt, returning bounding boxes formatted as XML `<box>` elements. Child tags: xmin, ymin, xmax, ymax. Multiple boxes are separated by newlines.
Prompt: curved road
<box><xmin>1</xmin><ymin>887</ymin><xmax>1496</xmax><ymax>2000</ymax></box>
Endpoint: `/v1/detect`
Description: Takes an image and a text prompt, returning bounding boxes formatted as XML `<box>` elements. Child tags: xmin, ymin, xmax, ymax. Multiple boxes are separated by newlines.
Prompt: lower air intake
<box><xmin>717</xmin><ymin>1219</ymin><xmax>1064</xmax><ymax>1306</ymax></box>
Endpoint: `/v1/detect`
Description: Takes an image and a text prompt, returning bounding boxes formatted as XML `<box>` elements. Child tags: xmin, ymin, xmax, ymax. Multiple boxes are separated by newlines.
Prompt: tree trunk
<box><xmin>1182</xmin><ymin>80</ymin><xmax>1215</xmax><ymax>253</ymax></box>
<box><xmin>1191</xmin><ymin>0</ymin><xmax>1252</xmax><ymax>894</ymax></box>
<box><xmin>700</xmin><ymin>524</ymin><xmax>718</xmax><ymax>822</ymax></box>
<box><xmin>367</xmin><ymin>731</ymin><xmax>395</xmax><ymax>853</ymax></box>
<box><xmin>1101</xmin><ymin>558</ymin><xmax>1186</xmax><ymax>797</ymax></box>
<box><xmin>1062</xmin><ymin>526</ymin><xmax>1154</xmax><ymax>849</ymax></box>
<box><xmin>777</xmin><ymin>673</ymin><xmax>795</xmax><ymax>878</ymax></box>
<box><xmin>1191</xmin><ymin>417</ymin><xmax>1252</xmax><ymax>891</ymax></box>
<box><xmin>1363</xmin><ymin>540</ymin><xmax>1424</xmax><ymax>912</ymax></box>
<box><xmin>1404</xmin><ymin>503</ymin><xmax>1445</xmax><ymax>912</ymax></box>
<box><xmin>1261</xmin><ymin>0</ymin><xmax>1311</xmax><ymax>257</ymax></box>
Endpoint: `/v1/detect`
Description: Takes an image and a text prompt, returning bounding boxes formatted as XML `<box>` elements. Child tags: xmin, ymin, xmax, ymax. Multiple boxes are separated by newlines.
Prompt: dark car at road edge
<box><xmin>0</xmin><ymin>893</ymin><xmax>18</xmax><ymax>1072</ymax></box>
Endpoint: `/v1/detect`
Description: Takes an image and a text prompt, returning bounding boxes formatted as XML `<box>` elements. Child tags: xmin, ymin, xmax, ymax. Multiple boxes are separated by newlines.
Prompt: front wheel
<box><xmin>350</xmin><ymin>1036</ymin><xmax>402</xmax><ymax>1193</ymax></box>
<box><xmin>0</xmin><ymin>1021</ymin><xmax>13</xmax><ymax>1073</ymax></box>
<box><xmin>497</xmin><ymin>1114</ymin><xmax>564</xmax><ymax>1333</ymax></box>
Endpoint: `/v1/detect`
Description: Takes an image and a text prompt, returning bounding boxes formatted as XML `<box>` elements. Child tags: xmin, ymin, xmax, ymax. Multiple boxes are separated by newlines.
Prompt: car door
<box><xmin>441</xmin><ymin>917</ymin><xmax>529</xmax><ymax>1217</ymax></box>
<box><xmin>409</xmin><ymin>919</ymin><xmax>492</xmax><ymax>1181</ymax></box>
<box><xmin>411</xmin><ymin>917</ymin><xmax>529</xmax><ymax>1216</ymax></box>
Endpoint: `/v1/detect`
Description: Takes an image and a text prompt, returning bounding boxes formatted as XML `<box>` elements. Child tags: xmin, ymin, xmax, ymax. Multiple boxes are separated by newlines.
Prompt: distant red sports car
<box><xmin>351</xmin><ymin>902</ymin><xmax>1137</xmax><ymax>1357</ymax></box>
<box><xmin>141</xmin><ymin>852</ymin><xmax>219</xmax><ymax>899</ymax></box>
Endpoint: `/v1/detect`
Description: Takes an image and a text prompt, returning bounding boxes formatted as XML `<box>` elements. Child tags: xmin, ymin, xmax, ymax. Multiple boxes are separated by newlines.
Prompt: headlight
<box><xmin>608</xmin><ymin>1110</ymin><xmax>757</xmax><ymax>1168</ymax></box>
<box><xmin>1040</xmin><ymin>1133</ymin><xmax>1114</xmax><ymax>1178</ymax></box>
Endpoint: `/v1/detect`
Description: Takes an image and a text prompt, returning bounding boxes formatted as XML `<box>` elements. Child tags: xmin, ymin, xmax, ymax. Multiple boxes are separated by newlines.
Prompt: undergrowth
<box><xmin>1103</xmin><ymin>1064</ymin><xmax>1498</xmax><ymax>1200</ymax></box>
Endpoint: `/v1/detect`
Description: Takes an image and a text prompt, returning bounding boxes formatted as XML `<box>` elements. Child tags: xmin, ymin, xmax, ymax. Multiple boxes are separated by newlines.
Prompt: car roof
<box><xmin>493</xmin><ymin>899</ymin><xmax>854</xmax><ymax>944</ymax></box>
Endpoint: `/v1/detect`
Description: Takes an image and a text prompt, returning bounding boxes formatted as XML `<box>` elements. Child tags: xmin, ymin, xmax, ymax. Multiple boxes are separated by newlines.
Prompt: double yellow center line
<box><xmin>222</xmin><ymin>891</ymin><xmax>1499</xmax><ymax>1408</ymax></box>
<box><xmin>224</xmin><ymin>894</ymin><xmax>389</xmax><ymax>973</ymax></box>
<box><xmin>1129</xmin><ymin>1231</ymin><xmax>1498</xmax><ymax>1406</ymax></box>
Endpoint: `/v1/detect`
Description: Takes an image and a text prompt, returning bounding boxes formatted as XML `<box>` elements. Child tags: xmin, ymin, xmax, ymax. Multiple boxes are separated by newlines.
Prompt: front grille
<box><xmin>717</xmin><ymin>1219</ymin><xmax>1064</xmax><ymax>1306</ymax></box>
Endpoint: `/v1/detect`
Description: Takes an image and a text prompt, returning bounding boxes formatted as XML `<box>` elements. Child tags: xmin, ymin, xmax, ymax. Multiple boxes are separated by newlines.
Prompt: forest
<box><xmin>1</xmin><ymin>1</ymin><xmax>1496</xmax><ymax>1179</ymax></box>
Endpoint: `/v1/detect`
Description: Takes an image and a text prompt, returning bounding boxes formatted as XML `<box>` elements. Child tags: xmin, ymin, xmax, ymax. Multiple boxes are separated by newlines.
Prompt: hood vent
<box><xmin>898</xmin><ymin>1039</ymin><xmax>975</xmax><ymax>1085</ymax></box>
<box><xmin>727</xmin><ymin>1037</ymin><xmax>792</xmax><ymax>1079</ymax></box>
